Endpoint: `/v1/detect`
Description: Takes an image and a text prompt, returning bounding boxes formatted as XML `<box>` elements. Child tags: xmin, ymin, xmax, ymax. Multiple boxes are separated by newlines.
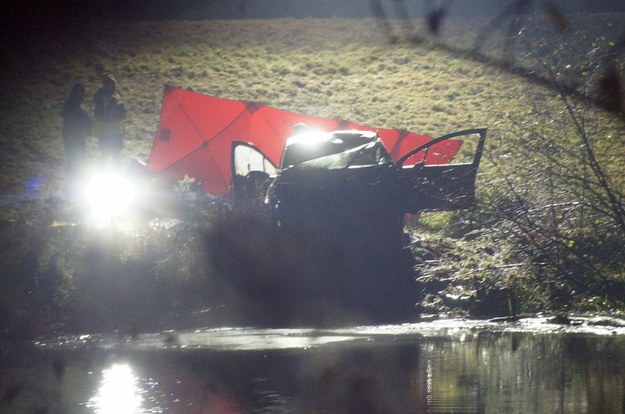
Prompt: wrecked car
<box><xmin>146</xmin><ymin>87</ymin><xmax>487</xmax><ymax>322</ymax></box>
<box><xmin>147</xmin><ymin>87</ymin><xmax>486</xmax><ymax>236</ymax></box>
<box><xmin>231</xmin><ymin>128</ymin><xmax>486</xmax><ymax>238</ymax></box>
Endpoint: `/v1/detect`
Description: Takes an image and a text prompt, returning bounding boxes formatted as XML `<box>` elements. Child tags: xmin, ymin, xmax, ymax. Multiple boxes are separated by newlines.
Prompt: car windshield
<box><xmin>281</xmin><ymin>131</ymin><xmax>388</xmax><ymax>168</ymax></box>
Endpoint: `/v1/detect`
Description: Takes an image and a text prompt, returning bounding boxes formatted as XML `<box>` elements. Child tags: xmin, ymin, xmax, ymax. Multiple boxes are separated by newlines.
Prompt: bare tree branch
<box><xmin>371</xmin><ymin>0</ymin><xmax>625</xmax><ymax>119</ymax></box>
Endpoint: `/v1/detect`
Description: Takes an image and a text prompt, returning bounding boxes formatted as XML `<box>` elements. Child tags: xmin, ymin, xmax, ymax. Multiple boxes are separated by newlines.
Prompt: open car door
<box><xmin>397</xmin><ymin>129</ymin><xmax>487</xmax><ymax>212</ymax></box>
<box><xmin>230</xmin><ymin>141</ymin><xmax>278</xmax><ymax>206</ymax></box>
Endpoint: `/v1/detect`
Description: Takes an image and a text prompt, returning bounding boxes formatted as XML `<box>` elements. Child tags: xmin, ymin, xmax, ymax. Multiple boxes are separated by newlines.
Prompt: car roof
<box><xmin>280</xmin><ymin>130</ymin><xmax>385</xmax><ymax>169</ymax></box>
<box><xmin>285</xmin><ymin>130</ymin><xmax>379</xmax><ymax>147</ymax></box>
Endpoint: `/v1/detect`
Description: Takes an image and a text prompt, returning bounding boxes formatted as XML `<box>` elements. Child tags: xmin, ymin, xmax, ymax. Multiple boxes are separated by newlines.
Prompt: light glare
<box><xmin>81</xmin><ymin>169</ymin><xmax>138</xmax><ymax>222</ymax></box>
<box><xmin>89</xmin><ymin>363</ymin><xmax>143</xmax><ymax>414</ymax></box>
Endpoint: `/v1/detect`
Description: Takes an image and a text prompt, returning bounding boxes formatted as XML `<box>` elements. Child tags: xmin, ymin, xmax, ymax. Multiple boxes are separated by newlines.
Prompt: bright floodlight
<box><xmin>82</xmin><ymin>170</ymin><xmax>137</xmax><ymax>221</ymax></box>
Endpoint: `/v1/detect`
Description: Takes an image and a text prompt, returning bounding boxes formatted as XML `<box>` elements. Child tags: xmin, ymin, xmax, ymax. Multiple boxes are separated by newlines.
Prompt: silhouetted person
<box><xmin>61</xmin><ymin>83</ymin><xmax>91</xmax><ymax>180</ymax></box>
<box><xmin>94</xmin><ymin>74</ymin><xmax>126</xmax><ymax>161</ymax></box>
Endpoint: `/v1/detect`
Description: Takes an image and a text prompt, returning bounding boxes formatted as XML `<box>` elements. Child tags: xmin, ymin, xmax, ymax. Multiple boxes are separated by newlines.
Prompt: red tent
<box><xmin>147</xmin><ymin>86</ymin><xmax>460</xmax><ymax>196</ymax></box>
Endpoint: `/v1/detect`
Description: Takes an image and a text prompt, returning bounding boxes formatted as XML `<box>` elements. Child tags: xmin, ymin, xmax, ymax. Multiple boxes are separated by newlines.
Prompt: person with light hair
<box><xmin>94</xmin><ymin>74</ymin><xmax>126</xmax><ymax>161</ymax></box>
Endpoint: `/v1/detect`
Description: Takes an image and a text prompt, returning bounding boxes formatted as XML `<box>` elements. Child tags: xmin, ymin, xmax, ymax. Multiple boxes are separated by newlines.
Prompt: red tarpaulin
<box><xmin>147</xmin><ymin>86</ymin><xmax>460</xmax><ymax>196</ymax></box>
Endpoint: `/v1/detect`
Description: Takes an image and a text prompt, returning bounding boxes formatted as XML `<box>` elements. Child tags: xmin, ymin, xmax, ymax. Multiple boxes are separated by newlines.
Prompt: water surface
<box><xmin>1</xmin><ymin>318</ymin><xmax>624</xmax><ymax>413</ymax></box>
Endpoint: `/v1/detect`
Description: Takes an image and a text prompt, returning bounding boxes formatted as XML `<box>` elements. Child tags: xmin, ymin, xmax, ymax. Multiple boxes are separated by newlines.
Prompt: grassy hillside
<box><xmin>1</xmin><ymin>16</ymin><xmax>624</xmax><ymax>335</ymax></box>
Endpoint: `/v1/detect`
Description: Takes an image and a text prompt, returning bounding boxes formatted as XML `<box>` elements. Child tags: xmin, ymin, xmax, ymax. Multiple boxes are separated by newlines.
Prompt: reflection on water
<box><xmin>86</xmin><ymin>363</ymin><xmax>142</xmax><ymax>414</ymax></box>
<box><xmin>1</xmin><ymin>321</ymin><xmax>624</xmax><ymax>413</ymax></box>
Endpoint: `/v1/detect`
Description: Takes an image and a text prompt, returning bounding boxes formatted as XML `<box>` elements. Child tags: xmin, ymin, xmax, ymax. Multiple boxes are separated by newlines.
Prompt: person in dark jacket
<box><xmin>94</xmin><ymin>74</ymin><xmax>126</xmax><ymax>161</ymax></box>
<box><xmin>62</xmin><ymin>83</ymin><xmax>91</xmax><ymax>178</ymax></box>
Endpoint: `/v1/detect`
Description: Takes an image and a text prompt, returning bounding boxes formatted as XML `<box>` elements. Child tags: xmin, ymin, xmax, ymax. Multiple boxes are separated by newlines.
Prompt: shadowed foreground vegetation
<box><xmin>1</xmin><ymin>15</ymin><xmax>624</xmax><ymax>337</ymax></box>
